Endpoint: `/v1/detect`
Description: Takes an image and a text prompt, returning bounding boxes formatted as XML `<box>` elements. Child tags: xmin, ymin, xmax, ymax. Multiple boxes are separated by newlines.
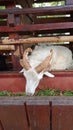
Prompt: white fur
<box><xmin>22</xmin><ymin>45</ymin><xmax>73</xmax><ymax>95</ymax></box>
<box><xmin>28</xmin><ymin>45</ymin><xmax>73</xmax><ymax>70</ymax></box>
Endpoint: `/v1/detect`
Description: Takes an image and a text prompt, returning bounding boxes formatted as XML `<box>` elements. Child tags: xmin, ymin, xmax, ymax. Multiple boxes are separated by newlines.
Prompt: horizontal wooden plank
<box><xmin>0</xmin><ymin>5</ymin><xmax>73</xmax><ymax>16</ymax></box>
<box><xmin>39</xmin><ymin>71</ymin><xmax>73</xmax><ymax>92</ymax></box>
<box><xmin>0</xmin><ymin>96</ymin><xmax>73</xmax><ymax>130</ymax></box>
<box><xmin>0</xmin><ymin>71</ymin><xmax>73</xmax><ymax>93</ymax></box>
<box><xmin>0</xmin><ymin>22</ymin><xmax>73</xmax><ymax>33</ymax></box>
<box><xmin>0</xmin><ymin>72</ymin><xmax>25</xmax><ymax>93</ymax></box>
<box><xmin>1</xmin><ymin>35</ymin><xmax>73</xmax><ymax>45</ymax></box>
<box><xmin>0</xmin><ymin>96</ymin><xmax>73</xmax><ymax>105</ymax></box>
<box><xmin>0</xmin><ymin>72</ymin><xmax>23</xmax><ymax>78</ymax></box>
<box><xmin>0</xmin><ymin>45</ymin><xmax>15</xmax><ymax>50</ymax></box>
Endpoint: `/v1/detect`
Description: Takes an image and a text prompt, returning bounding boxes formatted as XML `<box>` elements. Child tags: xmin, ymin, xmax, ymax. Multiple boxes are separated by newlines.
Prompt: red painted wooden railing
<box><xmin>0</xmin><ymin>96</ymin><xmax>73</xmax><ymax>130</ymax></box>
<box><xmin>0</xmin><ymin>71</ymin><xmax>73</xmax><ymax>93</ymax></box>
<box><xmin>0</xmin><ymin>5</ymin><xmax>73</xmax><ymax>34</ymax></box>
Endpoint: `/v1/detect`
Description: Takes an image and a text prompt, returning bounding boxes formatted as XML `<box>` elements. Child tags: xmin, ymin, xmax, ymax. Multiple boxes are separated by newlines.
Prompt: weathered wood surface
<box><xmin>0</xmin><ymin>96</ymin><xmax>73</xmax><ymax>130</ymax></box>
<box><xmin>0</xmin><ymin>45</ymin><xmax>15</xmax><ymax>50</ymax></box>
<box><xmin>0</xmin><ymin>72</ymin><xmax>25</xmax><ymax>92</ymax></box>
<box><xmin>1</xmin><ymin>35</ymin><xmax>73</xmax><ymax>45</ymax></box>
<box><xmin>0</xmin><ymin>22</ymin><xmax>73</xmax><ymax>33</ymax></box>
<box><xmin>0</xmin><ymin>4</ymin><xmax>73</xmax><ymax>35</ymax></box>
<box><xmin>0</xmin><ymin>5</ymin><xmax>73</xmax><ymax>15</ymax></box>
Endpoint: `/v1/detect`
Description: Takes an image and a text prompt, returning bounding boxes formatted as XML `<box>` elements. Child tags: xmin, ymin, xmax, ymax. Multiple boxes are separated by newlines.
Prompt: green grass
<box><xmin>0</xmin><ymin>89</ymin><xmax>73</xmax><ymax>96</ymax></box>
<box><xmin>0</xmin><ymin>91</ymin><xmax>26</xmax><ymax>96</ymax></box>
<box><xmin>35</xmin><ymin>89</ymin><xmax>73</xmax><ymax>96</ymax></box>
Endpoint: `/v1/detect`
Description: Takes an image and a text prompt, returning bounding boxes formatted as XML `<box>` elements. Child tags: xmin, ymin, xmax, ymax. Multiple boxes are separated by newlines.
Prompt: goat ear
<box><xmin>20</xmin><ymin>59</ymin><xmax>24</xmax><ymax>67</ymax></box>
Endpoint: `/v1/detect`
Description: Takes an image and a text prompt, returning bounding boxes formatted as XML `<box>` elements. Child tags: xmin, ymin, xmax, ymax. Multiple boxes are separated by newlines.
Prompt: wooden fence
<box><xmin>0</xmin><ymin>71</ymin><xmax>73</xmax><ymax>92</ymax></box>
<box><xmin>0</xmin><ymin>96</ymin><xmax>73</xmax><ymax>130</ymax></box>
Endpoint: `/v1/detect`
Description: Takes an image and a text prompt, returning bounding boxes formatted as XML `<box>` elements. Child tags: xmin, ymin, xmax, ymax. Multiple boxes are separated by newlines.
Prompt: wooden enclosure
<box><xmin>0</xmin><ymin>0</ymin><xmax>73</xmax><ymax>92</ymax></box>
<box><xmin>0</xmin><ymin>1</ymin><xmax>73</xmax><ymax>130</ymax></box>
<box><xmin>0</xmin><ymin>96</ymin><xmax>73</xmax><ymax>130</ymax></box>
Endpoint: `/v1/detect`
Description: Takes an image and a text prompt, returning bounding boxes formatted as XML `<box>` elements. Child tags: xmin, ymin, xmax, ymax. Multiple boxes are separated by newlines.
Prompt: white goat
<box><xmin>20</xmin><ymin>44</ymin><xmax>73</xmax><ymax>95</ymax></box>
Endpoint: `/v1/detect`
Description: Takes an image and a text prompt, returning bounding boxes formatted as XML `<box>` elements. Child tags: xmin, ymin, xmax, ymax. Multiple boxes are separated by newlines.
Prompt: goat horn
<box><xmin>20</xmin><ymin>48</ymin><xmax>53</xmax><ymax>73</ymax></box>
<box><xmin>35</xmin><ymin>49</ymin><xmax>53</xmax><ymax>73</ymax></box>
<box><xmin>20</xmin><ymin>48</ymin><xmax>32</xmax><ymax>70</ymax></box>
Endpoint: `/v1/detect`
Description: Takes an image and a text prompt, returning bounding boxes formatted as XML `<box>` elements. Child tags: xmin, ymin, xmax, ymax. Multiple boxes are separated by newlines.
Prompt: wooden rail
<box><xmin>0</xmin><ymin>22</ymin><xmax>73</xmax><ymax>33</ymax></box>
<box><xmin>0</xmin><ymin>96</ymin><xmax>73</xmax><ymax>130</ymax></box>
<box><xmin>0</xmin><ymin>5</ymin><xmax>73</xmax><ymax>15</ymax></box>
<box><xmin>1</xmin><ymin>36</ymin><xmax>73</xmax><ymax>45</ymax></box>
<box><xmin>0</xmin><ymin>71</ymin><xmax>73</xmax><ymax>93</ymax></box>
<box><xmin>0</xmin><ymin>5</ymin><xmax>73</xmax><ymax>35</ymax></box>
